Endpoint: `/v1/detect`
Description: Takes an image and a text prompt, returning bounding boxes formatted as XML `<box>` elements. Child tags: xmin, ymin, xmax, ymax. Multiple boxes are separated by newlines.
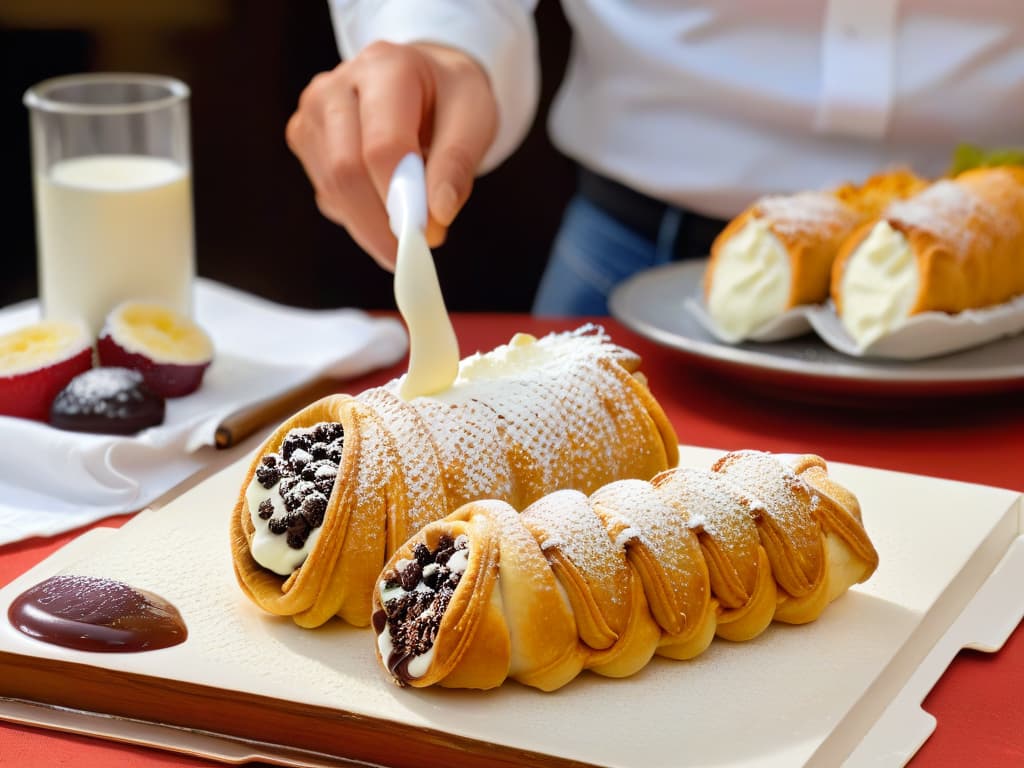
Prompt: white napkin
<box><xmin>0</xmin><ymin>279</ymin><xmax>408</xmax><ymax>546</ymax></box>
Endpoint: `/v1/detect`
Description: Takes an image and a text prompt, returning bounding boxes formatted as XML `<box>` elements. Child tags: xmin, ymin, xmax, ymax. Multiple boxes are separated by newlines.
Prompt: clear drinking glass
<box><xmin>24</xmin><ymin>73</ymin><xmax>196</xmax><ymax>336</ymax></box>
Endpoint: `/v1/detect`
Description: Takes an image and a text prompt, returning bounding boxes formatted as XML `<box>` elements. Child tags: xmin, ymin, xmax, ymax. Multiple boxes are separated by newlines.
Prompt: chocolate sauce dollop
<box><xmin>8</xmin><ymin>574</ymin><xmax>187</xmax><ymax>652</ymax></box>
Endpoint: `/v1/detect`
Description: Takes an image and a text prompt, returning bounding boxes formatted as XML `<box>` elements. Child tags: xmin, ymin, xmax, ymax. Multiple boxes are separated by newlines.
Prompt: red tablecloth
<box><xmin>2</xmin><ymin>314</ymin><xmax>1022</xmax><ymax>768</ymax></box>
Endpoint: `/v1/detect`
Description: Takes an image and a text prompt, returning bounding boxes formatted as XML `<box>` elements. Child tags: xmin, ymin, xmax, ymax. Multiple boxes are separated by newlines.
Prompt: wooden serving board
<box><xmin>0</xmin><ymin>447</ymin><xmax>1021</xmax><ymax>767</ymax></box>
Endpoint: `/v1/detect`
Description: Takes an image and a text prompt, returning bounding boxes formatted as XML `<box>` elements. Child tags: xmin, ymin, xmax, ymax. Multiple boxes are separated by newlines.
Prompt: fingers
<box><xmin>317</xmin><ymin>89</ymin><xmax>399</xmax><ymax>266</ymax></box>
<box><xmin>356</xmin><ymin>46</ymin><xmax>432</xmax><ymax>205</ymax></box>
<box><xmin>288</xmin><ymin>72</ymin><xmax>398</xmax><ymax>269</ymax></box>
<box><xmin>421</xmin><ymin>47</ymin><xmax>498</xmax><ymax>231</ymax></box>
<box><xmin>285</xmin><ymin>42</ymin><xmax>498</xmax><ymax>270</ymax></box>
<box><xmin>425</xmin><ymin>218</ymin><xmax>449</xmax><ymax>249</ymax></box>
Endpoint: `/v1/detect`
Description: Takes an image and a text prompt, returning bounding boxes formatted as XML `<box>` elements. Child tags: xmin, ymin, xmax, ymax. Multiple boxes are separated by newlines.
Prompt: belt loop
<box><xmin>654</xmin><ymin>207</ymin><xmax>683</xmax><ymax>265</ymax></box>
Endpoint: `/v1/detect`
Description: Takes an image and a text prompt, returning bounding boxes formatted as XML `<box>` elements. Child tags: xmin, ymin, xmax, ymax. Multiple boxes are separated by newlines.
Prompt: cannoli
<box><xmin>230</xmin><ymin>327</ymin><xmax>678</xmax><ymax>628</ymax></box>
<box><xmin>704</xmin><ymin>169</ymin><xmax>926</xmax><ymax>340</ymax></box>
<box><xmin>831</xmin><ymin>166</ymin><xmax>1024</xmax><ymax>348</ymax></box>
<box><xmin>372</xmin><ymin>450</ymin><xmax>878</xmax><ymax>691</ymax></box>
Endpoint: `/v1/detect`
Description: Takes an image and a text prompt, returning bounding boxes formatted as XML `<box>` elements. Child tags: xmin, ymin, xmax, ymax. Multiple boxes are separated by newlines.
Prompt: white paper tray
<box><xmin>0</xmin><ymin>446</ymin><xmax>1021</xmax><ymax>767</ymax></box>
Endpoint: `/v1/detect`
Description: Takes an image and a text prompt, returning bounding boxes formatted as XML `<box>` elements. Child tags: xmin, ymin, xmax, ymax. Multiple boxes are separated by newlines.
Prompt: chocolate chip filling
<box><xmin>255</xmin><ymin>421</ymin><xmax>343</xmax><ymax>549</ymax></box>
<box><xmin>374</xmin><ymin>534</ymin><xmax>469</xmax><ymax>684</ymax></box>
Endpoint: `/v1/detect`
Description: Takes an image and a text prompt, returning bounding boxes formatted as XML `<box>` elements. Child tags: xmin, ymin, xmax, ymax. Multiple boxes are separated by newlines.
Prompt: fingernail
<box><xmin>431</xmin><ymin>181</ymin><xmax>459</xmax><ymax>227</ymax></box>
<box><xmin>426</xmin><ymin>218</ymin><xmax>448</xmax><ymax>248</ymax></box>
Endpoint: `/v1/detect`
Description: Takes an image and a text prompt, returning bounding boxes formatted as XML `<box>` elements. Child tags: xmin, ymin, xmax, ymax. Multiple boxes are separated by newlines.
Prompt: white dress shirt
<box><xmin>329</xmin><ymin>0</ymin><xmax>1024</xmax><ymax>218</ymax></box>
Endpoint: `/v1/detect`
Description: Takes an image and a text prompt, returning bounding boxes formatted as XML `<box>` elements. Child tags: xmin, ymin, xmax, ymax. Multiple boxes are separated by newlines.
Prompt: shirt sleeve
<box><xmin>327</xmin><ymin>0</ymin><xmax>540</xmax><ymax>173</ymax></box>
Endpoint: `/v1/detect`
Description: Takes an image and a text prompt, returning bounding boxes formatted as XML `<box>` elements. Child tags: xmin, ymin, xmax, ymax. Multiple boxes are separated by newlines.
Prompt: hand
<box><xmin>286</xmin><ymin>42</ymin><xmax>498</xmax><ymax>270</ymax></box>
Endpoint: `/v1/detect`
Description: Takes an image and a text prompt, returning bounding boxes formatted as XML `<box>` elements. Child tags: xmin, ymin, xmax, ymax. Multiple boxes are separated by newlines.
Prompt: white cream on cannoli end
<box><xmin>839</xmin><ymin>220</ymin><xmax>920</xmax><ymax>348</ymax></box>
<box><xmin>373</xmin><ymin>534</ymin><xmax>471</xmax><ymax>685</ymax></box>
<box><xmin>707</xmin><ymin>217</ymin><xmax>792</xmax><ymax>340</ymax></box>
<box><xmin>245</xmin><ymin>422</ymin><xmax>344</xmax><ymax>576</ymax></box>
<box><xmin>454</xmin><ymin>331</ymin><xmax>537</xmax><ymax>382</ymax></box>
<box><xmin>396</xmin><ymin>326</ymin><xmax>618</xmax><ymax>400</ymax></box>
<box><xmin>247</xmin><ymin>483</ymin><xmax>325</xmax><ymax>576</ymax></box>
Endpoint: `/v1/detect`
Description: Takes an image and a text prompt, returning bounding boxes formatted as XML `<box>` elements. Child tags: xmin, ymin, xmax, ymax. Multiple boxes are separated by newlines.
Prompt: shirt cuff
<box><xmin>329</xmin><ymin>0</ymin><xmax>540</xmax><ymax>173</ymax></box>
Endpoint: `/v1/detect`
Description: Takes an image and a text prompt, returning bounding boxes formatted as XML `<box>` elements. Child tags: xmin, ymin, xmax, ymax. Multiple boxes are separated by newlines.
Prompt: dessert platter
<box><xmin>610</xmin><ymin>260</ymin><xmax>1024</xmax><ymax>396</ymax></box>
<box><xmin>611</xmin><ymin>164</ymin><xmax>1024</xmax><ymax>398</ymax></box>
<box><xmin>0</xmin><ymin>326</ymin><xmax>1021</xmax><ymax>768</ymax></box>
<box><xmin>3</xmin><ymin>156</ymin><xmax>1022</xmax><ymax>768</ymax></box>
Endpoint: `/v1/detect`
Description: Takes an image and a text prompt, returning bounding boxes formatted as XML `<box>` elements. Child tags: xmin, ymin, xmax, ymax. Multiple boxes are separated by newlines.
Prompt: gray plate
<box><xmin>609</xmin><ymin>261</ymin><xmax>1024</xmax><ymax>396</ymax></box>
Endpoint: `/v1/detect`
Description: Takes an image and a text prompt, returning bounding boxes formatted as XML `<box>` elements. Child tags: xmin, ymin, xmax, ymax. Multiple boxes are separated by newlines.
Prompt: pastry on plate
<box><xmin>831</xmin><ymin>166</ymin><xmax>1024</xmax><ymax>348</ymax></box>
<box><xmin>230</xmin><ymin>327</ymin><xmax>678</xmax><ymax>628</ymax></box>
<box><xmin>704</xmin><ymin>169</ymin><xmax>926</xmax><ymax>340</ymax></box>
<box><xmin>372</xmin><ymin>450</ymin><xmax>878</xmax><ymax>691</ymax></box>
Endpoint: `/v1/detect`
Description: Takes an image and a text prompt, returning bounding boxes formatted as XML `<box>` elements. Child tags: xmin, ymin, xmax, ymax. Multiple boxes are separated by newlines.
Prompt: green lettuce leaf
<box><xmin>948</xmin><ymin>143</ymin><xmax>1024</xmax><ymax>175</ymax></box>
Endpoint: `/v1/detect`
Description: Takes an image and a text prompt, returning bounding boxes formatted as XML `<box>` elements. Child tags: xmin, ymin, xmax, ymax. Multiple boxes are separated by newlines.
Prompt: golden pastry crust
<box><xmin>230</xmin><ymin>394</ymin><xmax>391</xmax><ymax>628</ymax></box>
<box><xmin>589</xmin><ymin>478</ymin><xmax>716</xmax><ymax>659</ymax></box>
<box><xmin>231</xmin><ymin>328</ymin><xmax>679</xmax><ymax>628</ymax></box>
<box><xmin>372</xmin><ymin>451</ymin><xmax>879</xmax><ymax>691</ymax></box>
<box><xmin>706</xmin><ymin>168</ymin><xmax>927</xmax><ymax>312</ymax></box>
<box><xmin>834</xmin><ymin>167</ymin><xmax>929</xmax><ymax>220</ymax></box>
<box><xmin>832</xmin><ymin>166</ymin><xmax>1024</xmax><ymax>316</ymax></box>
<box><xmin>706</xmin><ymin>194</ymin><xmax>862</xmax><ymax>311</ymax></box>
<box><xmin>651</xmin><ymin>467</ymin><xmax>777</xmax><ymax>642</ymax></box>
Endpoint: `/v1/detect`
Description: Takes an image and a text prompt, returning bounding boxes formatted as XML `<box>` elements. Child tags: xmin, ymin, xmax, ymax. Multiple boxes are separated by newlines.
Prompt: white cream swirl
<box><xmin>839</xmin><ymin>220</ymin><xmax>920</xmax><ymax>348</ymax></box>
<box><xmin>246</xmin><ymin>477</ymin><xmax>324</xmax><ymax>576</ymax></box>
<box><xmin>707</xmin><ymin>217</ymin><xmax>792</xmax><ymax>340</ymax></box>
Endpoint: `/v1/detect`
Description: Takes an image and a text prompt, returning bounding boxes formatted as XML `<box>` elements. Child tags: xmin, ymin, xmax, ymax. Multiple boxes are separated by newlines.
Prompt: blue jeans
<box><xmin>531</xmin><ymin>195</ymin><xmax>686</xmax><ymax>316</ymax></box>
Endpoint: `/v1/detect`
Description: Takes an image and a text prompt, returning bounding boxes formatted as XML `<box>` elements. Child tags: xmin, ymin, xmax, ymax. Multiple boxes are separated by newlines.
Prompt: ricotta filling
<box><xmin>839</xmin><ymin>220</ymin><xmax>919</xmax><ymax>348</ymax></box>
<box><xmin>707</xmin><ymin>218</ymin><xmax>792</xmax><ymax>340</ymax></box>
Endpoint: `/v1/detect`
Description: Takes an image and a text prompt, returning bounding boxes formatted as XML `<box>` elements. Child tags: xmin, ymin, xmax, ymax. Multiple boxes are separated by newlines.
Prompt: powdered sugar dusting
<box><xmin>407</xmin><ymin>396</ymin><xmax>513</xmax><ymax>506</ymax></box>
<box><xmin>653</xmin><ymin>468</ymin><xmax>760</xmax><ymax>562</ymax></box>
<box><xmin>49</xmin><ymin>366</ymin><xmax>161</xmax><ymax>424</ymax></box>
<box><xmin>887</xmin><ymin>181</ymin><xmax>974</xmax><ymax>247</ymax></box>
<box><xmin>756</xmin><ymin>192</ymin><xmax>860</xmax><ymax>238</ymax></box>
<box><xmin>481</xmin><ymin>505</ymin><xmax>565</xmax><ymax>618</ymax></box>
<box><xmin>357</xmin><ymin>388</ymin><xmax>446</xmax><ymax>544</ymax></box>
<box><xmin>522</xmin><ymin>490</ymin><xmax>627</xmax><ymax>607</ymax></box>
<box><xmin>485</xmin><ymin>500</ymin><xmax>552</xmax><ymax>585</ymax></box>
<box><xmin>354</xmin><ymin>327</ymin><xmax>665</xmax><ymax>555</ymax></box>
<box><xmin>63</xmin><ymin>367</ymin><xmax>140</xmax><ymax>400</ymax></box>
<box><xmin>711</xmin><ymin>451</ymin><xmax>819</xmax><ymax>556</ymax></box>
<box><xmin>353</xmin><ymin>410</ymin><xmax>389</xmax><ymax>503</ymax></box>
<box><xmin>382</xmin><ymin>449</ymin><xmax>871</xmax><ymax>684</ymax></box>
<box><xmin>613</xmin><ymin>527</ymin><xmax>639</xmax><ymax>549</ymax></box>
<box><xmin>589</xmin><ymin>479</ymin><xmax>705</xmax><ymax>617</ymax></box>
<box><xmin>885</xmin><ymin>179</ymin><xmax>1017</xmax><ymax>255</ymax></box>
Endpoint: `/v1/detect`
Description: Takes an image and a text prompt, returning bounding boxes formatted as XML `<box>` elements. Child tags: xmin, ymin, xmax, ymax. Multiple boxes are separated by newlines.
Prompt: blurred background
<box><xmin>0</xmin><ymin>1</ymin><xmax>573</xmax><ymax>313</ymax></box>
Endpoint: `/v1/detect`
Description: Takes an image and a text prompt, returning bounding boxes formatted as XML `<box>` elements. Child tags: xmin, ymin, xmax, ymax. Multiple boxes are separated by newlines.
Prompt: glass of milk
<box><xmin>24</xmin><ymin>73</ymin><xmax>195</xmax><ymax>336</ymax></box>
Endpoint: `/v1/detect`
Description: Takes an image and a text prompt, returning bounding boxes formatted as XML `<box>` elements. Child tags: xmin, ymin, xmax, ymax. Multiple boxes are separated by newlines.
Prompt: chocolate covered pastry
<box><xmin>49</xmin><ymin>367</ymin><xmax>165</xmax><ymax>435</ymax></box>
